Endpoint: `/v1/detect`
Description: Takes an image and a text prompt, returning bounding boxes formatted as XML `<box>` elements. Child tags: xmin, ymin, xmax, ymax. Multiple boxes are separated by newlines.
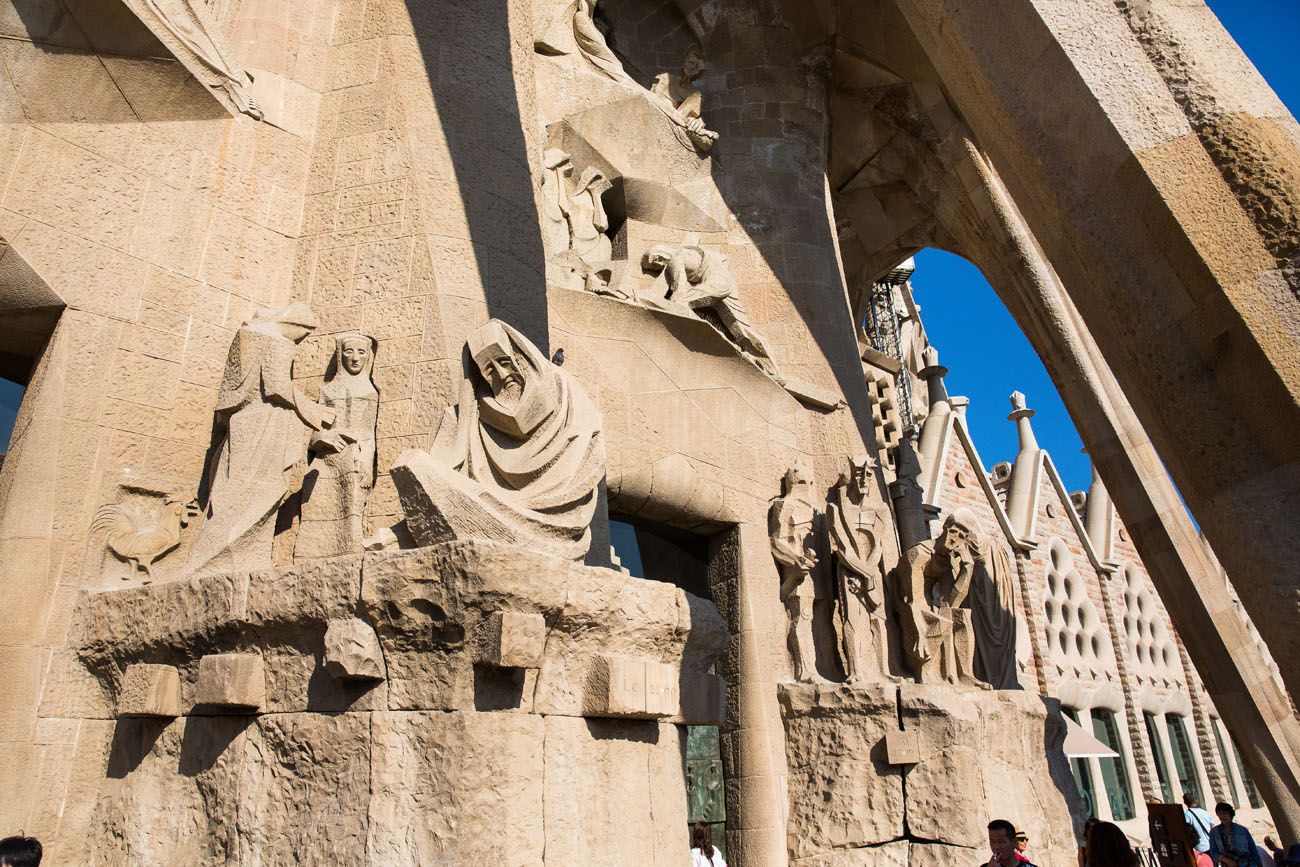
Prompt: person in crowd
<box><xmin>0</xmin><ymin>836</ymin><xmax>41</xmax><ymax>867</ymax></box>
<box><xmin>1015</xmin><ymin>827</ymin><xmax>1031</xmax><ymax>862</ymax></box>
<box><xmin>1079</xmin><ymin>817</ymin><xmax>1100</xmax><ymax>867</ymax></box>
<box><xmin>1186</xmin><ymin>794</ymin><xmax>1216</xmax><ymax>854</ymax></box>
<box><xmin>987</xmin><ymin>819</ymin><xmax>1036</xmax><ymax>867</ymax></box>
<box><xmin>1086</xmin><ymin>821</ymin><xmax>1139</xmax><ymax>867</ymax></box>
<box><xmin>1263</xmin><ymin>839</ymin><xmax>1300</xmax><ymax>867</ymax></box>
<box><xmin>691</xmin><ymin>821</ymin><xmax>726</xmax><ymax>867</ymax></box>
<box><xmin>1208</xmin><ymin>802</ymin><xmax>1263</xmax><ymax>867</ymax></box>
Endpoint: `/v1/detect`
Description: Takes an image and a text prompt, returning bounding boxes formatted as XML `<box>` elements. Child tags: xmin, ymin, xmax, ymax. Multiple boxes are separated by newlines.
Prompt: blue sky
<box><xmin>913</xmin><ymin>0</ymin><xmax>1300</xmax><ymax>494</ymax></box>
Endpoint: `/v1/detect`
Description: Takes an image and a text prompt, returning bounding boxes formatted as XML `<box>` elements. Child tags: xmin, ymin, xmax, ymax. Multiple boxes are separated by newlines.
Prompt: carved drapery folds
<box><xmin>295</xmin><ymin>332</ymin><xmax>380</xmax><ymax>562</ymax></box>
<box><xmin>186</xmin><ymin>303</ymin><xmax>335</xmax><ymax>577</ymax></box>
<box><xmin>771</xmin><ymin>455</ymin><xmax>1021</xmax><ymax>690</ymax></box>
<box><xmin>390</xmin><ymin>319</ymin><xmax>607</xmax><ymax>562</ymax></box>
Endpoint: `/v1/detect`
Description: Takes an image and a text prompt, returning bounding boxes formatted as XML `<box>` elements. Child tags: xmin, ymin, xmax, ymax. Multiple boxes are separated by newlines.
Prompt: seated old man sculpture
<box><xmin>390</xmin><ymin>319</ymin><xmax>606</xmax><ymax>561</ymax></box>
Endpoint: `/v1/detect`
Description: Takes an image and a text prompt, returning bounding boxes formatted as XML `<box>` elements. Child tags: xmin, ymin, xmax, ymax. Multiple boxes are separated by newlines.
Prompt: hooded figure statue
<box><xmin>188</xmin><ymin>302</ymin><xmax>334</xmax><ymax>576</ymax></box>
<box><xmin>391</xmin><ymin>319</ymin><xmax>606</xmax><ymax>561</ymax></box>
<box><xmin>295</xmin><ymin>332</ymin><xmax>379</xmax><ymax>561</ymax></box>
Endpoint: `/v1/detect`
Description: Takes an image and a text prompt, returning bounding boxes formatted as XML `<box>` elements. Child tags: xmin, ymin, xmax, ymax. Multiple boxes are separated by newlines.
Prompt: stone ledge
<box><xmin>75</xmin><ymin>540</ymin><xmax>728</xmax><ymax>721</ymax></box>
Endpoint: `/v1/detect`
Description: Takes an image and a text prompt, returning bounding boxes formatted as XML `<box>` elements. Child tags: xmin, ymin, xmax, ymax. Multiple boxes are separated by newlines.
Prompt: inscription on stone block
<box><xmin>195</xmin><ymin>653</ymin><xmax>265</xmax><ymax>711</ymax></box>
<box><xmin>644</xmin><ymin>660</ymin><xmax>680</xmax><ymax>716</ymax></box>
<box><xmin>585</xmin><ymin>654</ymin><xmax>677</xmax><ymax>719</ymax></box>
<box><xmin>117</xmin><ymin>663</ymin><xmax>181</xmax><ymax>718</ymax></box>
<box><xmin>884</xmin><ymin>730</ymin><xmax>921</xmax><ymax>765</ymax></box>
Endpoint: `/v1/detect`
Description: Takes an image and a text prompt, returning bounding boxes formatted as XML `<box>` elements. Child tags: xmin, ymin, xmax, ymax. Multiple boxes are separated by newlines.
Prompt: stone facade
<box><xmin>0</xmin><ymin>0</ymin><xmax>1297</xmax><ymax>865</ymax></box>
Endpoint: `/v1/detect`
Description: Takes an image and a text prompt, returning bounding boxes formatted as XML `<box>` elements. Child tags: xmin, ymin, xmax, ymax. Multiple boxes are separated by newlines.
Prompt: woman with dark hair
<box><xmin>1079</xmin><ymin>817</ymin><xmax>1101</xmax><ymax>867</ymax></box>
<box><xmin>1086</xmin><ymin>821</ymin><xmax>1139</xmax><ymax>867</ymax></box>
<box><xmin>1209</xmin><ymin>802</ymin><xmax>1263</xmax><ymax>867</ymax></box>
<box><xmin>691</xmin><ymin>821</ymin><xmax>726</xmax><ymax>867</ymax></box>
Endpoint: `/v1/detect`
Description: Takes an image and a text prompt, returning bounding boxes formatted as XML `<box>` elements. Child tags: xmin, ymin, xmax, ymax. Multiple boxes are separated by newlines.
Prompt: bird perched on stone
<box><xmin>91</xmin><ymin>495</ymin><xmax>201</xmax><ymax>582</ymax></box>
<box><xmin>551</xmin><ymin>347</ymin><xmax>566</xmax><ymax>366</ymax></box>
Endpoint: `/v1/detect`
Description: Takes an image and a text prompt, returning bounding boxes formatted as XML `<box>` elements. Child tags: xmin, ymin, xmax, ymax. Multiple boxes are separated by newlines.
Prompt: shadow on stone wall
<box><xmin>402</xmin><ymin>0</ymin><xmax>551</xmax><ymax>351</ymax></box>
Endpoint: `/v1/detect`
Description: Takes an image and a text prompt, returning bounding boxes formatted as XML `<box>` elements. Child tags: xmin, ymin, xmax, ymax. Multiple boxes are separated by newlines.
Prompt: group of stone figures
<box><xmin>95</xmin><ymin>305</ymin><xmax>603</xmax><ymax>581</ymax></box>
<box><xmin>770</xmin><ymin>457</ymin><xmax>1020</xmax><ymax>690</ymax></box>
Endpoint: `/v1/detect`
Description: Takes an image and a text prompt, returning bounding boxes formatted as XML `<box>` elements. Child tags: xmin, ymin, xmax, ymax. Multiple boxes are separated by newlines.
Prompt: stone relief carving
<box><xmin>944</xmin><ymin>508</ymin><xmax>1019</xmax><ymax>689</ymax></box>
<box><xmin>541</xmin><ymin>150</ymin><xmax>625</xmax><ymax>298</ymax></box>
<box><xmin>91</xmin><ymin>494</ymin><xmax>200</xmax><ymax>582</ymax></box>
<box><xmin>139</xmin><ymin>0</ymin><xmax>263</xmax><ymax>119</ymax></box>
<box><xmin>391</xmin><ymin>319</ymin><xmax>606</xmax><ymax>561</ymax></box>
<box><xmin>295</xmin><ymin>332</ymin><xmax>379</xmax><ymax>561</ymax></box>
<box><xmin>187</xmin><ymin>302</ymin><xmax>336</xmax><ymax>576</ymax></box>
<box><xmin>541</xmin><ymin>148</ymin><xmax>576</xmax><ymax>257</ymax></box>
<box><xmin>827</xmin><ymin>454</ymin><xmax>893</xmax><ymax>684</ymax></box>
<box><xmin>770</xmin><ymin>461</ymin><xmax>821</xmax><ymax>683</ymax></box>
<box><xmin>642</xmin><ymin>244</ymin><xmax>785</xmax><ymax>383</ymax></box>
<box><xmin>895</xmin><ymin>505</ymin><xmax>1015</xmax><ymax>689</ymax></box>
<box><xmin>569</xmin><ymin>0</ymin><xmax>636</xmax><ymax>85</ymax></box>
<box><xmin>650</xmin><ymin>50</ymin><xmax>720</xmax><ymax>153</ymax></box>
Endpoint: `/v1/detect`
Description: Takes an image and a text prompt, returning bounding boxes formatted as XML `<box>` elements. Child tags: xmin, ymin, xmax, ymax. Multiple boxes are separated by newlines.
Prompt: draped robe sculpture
<box><xmin>188</xmin><ymin>303</ymin><xmax>334</xmax><ymax>576</ymax></box>
<box><xmin>391</xmin><ymin>320</ymin><xmax>606</xmax><ymax>561</ymax></box>
<box><xmin>295</xmin><ymin>332</ymin><xmax>379</xmax><ymax>561</ymax></box>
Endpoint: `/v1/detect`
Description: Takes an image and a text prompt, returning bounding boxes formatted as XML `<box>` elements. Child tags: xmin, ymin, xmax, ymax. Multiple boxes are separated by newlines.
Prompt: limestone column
<box><xmin>1083</xmin><ymin>464</ymin><xmax>1115</xmax><ymax>560</ymax></box>
<box><xmin>915</xmin><ymin>346</ymin><xmax>951</xmax><ymax>496</ymax></box>
<box><xmin>1003</xmin><ymin>391</ymin><xmax>1042</xmax><ymax>540</ymax></box>
<box><xmin>893</xmin><ymin>0</ymin><xmax>1300</xmax><ymax>709</ymax></box>
<box><xmin>710</xmin><ymin>524</ymin><xmax>790</xmax><ymax>867</ymax></box>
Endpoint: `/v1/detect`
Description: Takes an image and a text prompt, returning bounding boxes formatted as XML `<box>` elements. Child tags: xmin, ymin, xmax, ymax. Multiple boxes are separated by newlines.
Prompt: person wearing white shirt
<box><xmin>1185</xmin><ymin>793</ymin><xmax>1215</xmax><ymax>854</ymax></box>
<box><xmin>691</xmin><ymin>821</ymin><xmax>727</xmax><ymax>867</ymax></box>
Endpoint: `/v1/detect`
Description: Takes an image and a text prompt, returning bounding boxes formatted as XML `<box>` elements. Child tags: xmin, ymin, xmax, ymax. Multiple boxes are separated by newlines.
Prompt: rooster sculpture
<box><xmin>91</xmin><ymin>495</ymin><xmax>201</xmax><ymax>582</ymax></box>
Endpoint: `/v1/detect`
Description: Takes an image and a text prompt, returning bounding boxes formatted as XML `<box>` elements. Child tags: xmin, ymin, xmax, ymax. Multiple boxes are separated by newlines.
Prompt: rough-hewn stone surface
<box><xmin>68</xmin><ymin>542</ymin><xmax>723</xmax><ymax>864</ymax></box>
<box><xmin>780</xmin><ymin>683</ymin><xmax>1081</xmax><ymax>867</ymax></box>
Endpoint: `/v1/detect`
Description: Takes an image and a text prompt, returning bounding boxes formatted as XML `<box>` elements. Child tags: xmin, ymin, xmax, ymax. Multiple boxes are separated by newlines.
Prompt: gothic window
<box><xmin>1144</xmin><ymin>711</ymin><xmax>1175</xmax><ymax>804</ymax></box>
<box><xmin>1165</xmin><ymin>715</ymin><xmax>1203</xmax><ymax>805</ymax></box>
<box><xmin>1091</xmin><ymin>709</ymin><xmax>1136</xmax><ymax>821</ymax></box>
<box><xmin>1062</xmin><ymin>707</ymin><xmax>1099</xmax><ymax>818</ymax></box>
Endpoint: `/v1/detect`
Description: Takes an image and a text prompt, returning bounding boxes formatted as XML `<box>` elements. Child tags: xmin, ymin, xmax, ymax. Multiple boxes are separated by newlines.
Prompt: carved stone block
<box><xmin>676</xmin><ymin>672</ymin><xmax>725</xmax><ymax>725</ymax></box>
<box><xmin>324</xmin><ymin>618</ymin><xmax>385</xmax><ymax>682</ymax></box>
<box><xmin>644</xmin><ymin>661</ymin><xmax>680</xmax><ymax>717</ymax></box>
<box><xmin>117</xmin><ymin>664</ymin><xmax>181</xmax><ymax>718</ymax></box>
<box><xmin>195</xmin><ymin>653</ymin><xmax>265</xmax><ymax>711</ymax></box>
<box><xmin>884</xmin><ymin>730</ymin><xmax>921</xmax><ymax>765</ymax></box>
<box><xmin>587</xmin><ymin>655</ymin><xmax>651</xmax><ymax>718</ymax></box>
<box><xmin>477</xmin><ymin>609</ymin><xmax>546</xmax><ymax>669</ymax></box>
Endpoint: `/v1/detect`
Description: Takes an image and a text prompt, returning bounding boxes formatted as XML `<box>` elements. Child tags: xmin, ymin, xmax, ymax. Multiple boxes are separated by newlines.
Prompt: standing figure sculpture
<box><xmin>642</xmin><ymin>244</ymin><xmax>785</xmax><ymax>382</ymax></box>
<box><xmin>770</xmin><ymin>462</ymin><xmax>820</xmax><ymax>683</ymax></box>
<box><xmin>541</xmin><ymin>148</ymin><xmax>575</xmax><ymax>257</ymax></box>
<box><xmin>905</xmin><ymin>507</ymin><xmax>1017</xmax><ymax>688</ymax></box>
<box><xmin>391</xmin><ymin>319</ymin><xmax>606</xmax><ymax>561</ymax></box>
<box><xmin>827</xmin><ymin>454</ymin><xmax>893</xmax><ymax>684</ymax></box>
<box><xmin>296</xmin><ymin>333</ymin><xmax>379</xmax><ymax>561</ymax></box>
<box><xmin>954</xmin><ymin>508</ymin><xmax>1020</xmax><ymax>689</ymax></box>
<box><xmin>187</xmin><ymin>302</ymin><xmax>335</xmax><ymax>576</ymax></box>
<box><xmin>650</xmin><ymin>49</ymin><xmax>720</xmax><ymax>152</ymax></box>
